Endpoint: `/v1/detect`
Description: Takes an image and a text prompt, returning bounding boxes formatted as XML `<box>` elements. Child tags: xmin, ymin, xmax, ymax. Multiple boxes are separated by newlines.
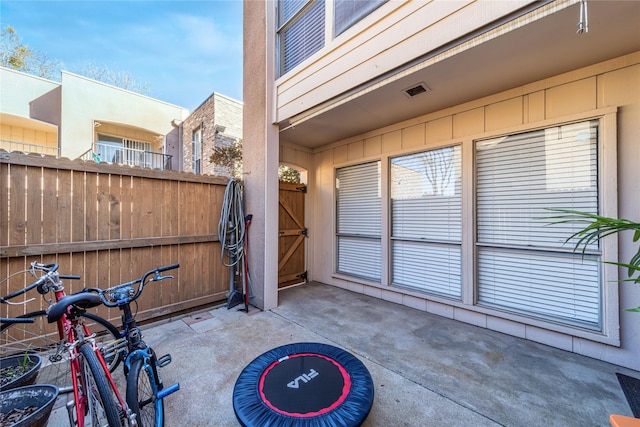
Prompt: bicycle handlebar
<box><xmin>0</xmin><ymin>262</ymin><xmax>60</xmax><ymax>303</ymax></box>
<box><xmin>0</xmin><ymin>263</ymin><xmax>82</xmax><ymax>304</ymax></box>
<box><xmin>85</xmin><ymin>263</ymin><xmax>180</xmax><ymax>307</ymax></box>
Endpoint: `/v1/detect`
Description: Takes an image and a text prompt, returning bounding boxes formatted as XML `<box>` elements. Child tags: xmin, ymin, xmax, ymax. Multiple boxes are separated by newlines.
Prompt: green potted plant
<box><xmin>549</xmin><ymin>208</ymin><xmax>640</xmax><ymax>416</ymax></box>
<box><xmin>0</xmin><ymin>353</ymin><xmax>42</xmax><ymax>390</ymax></box>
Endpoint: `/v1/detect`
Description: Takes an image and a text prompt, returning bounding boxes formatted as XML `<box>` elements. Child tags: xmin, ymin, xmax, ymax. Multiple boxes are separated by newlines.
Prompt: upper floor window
<box><xmin>277</xmin><ymin>0</ymin><xmax>325</xmax><ymax>77</ymax></box>
<box><xmin>192</xmin><ymin>127</ymin><xmax>202</xmax><ymax>174</ymax></box>
<box><xmin>334</xmin><ymin>0</ymin><xmax>387</xmax><ymax>37</ymax></box>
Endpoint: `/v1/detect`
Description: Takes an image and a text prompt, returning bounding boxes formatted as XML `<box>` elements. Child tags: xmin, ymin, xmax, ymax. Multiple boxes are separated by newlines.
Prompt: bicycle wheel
<box><xmin>126</xmin><ymin>356</ymin><xmax>163</xmax><ymax>427</ymax></box>
<box><xmin>78</xmin><ymin>342</ymin><xmax>124</xmax><ymax>427</ymax></box>
<box><xmin>0</xmin><ymin>311</ymin><xmax>122</xmax><ymax>388</ymax></box>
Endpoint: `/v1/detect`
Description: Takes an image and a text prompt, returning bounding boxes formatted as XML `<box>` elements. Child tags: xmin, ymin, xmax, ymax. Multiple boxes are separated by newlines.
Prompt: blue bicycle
<box><xmin>84</xmin><ymin>263</ymin><xmax>180</xmax><ymax>427</ymax></box>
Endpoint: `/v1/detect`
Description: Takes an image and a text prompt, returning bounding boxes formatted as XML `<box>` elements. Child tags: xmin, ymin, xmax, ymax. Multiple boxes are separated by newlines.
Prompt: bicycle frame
<box><xmin>59</xmin><ymin>307</ymin><xmax>129</xmax><ymax>426</ymax></box>
<box><xmin>29</xmin><ymin>264</ymin><xmax>135</xmax><ymax>427</ymax></box>
<box><xmin>86</xmin><ymin>264</ymin><xmax>180</xmax><ymax>427</ymax></box>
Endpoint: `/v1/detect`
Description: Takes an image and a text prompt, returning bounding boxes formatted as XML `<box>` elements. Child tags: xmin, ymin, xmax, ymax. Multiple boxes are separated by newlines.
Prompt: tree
<box><xmin>0</xmin><ymin>26</ymin><xmax>60</xmax><ymax>79</ymax></box>
<box><xmin>210</xmin><ymin>138</ymin><xmax>243</xmax><ymax>180</ymax></box>
<box><xmin>278</xmin><ymin>166</ymin><xmax>300</xmax><ymax>183</ymax></box>
<box><xmin>209</xmin><ymin>138</ymin><xmax>301</xmax><ymax>183</ymax></box>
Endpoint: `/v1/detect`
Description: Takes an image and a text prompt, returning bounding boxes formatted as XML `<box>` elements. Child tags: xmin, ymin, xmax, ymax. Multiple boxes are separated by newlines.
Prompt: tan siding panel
<box><xmin>525</xmin><ymin>91</ymin><xmax>545</xmax><ymax>123</ymax></box>
<box><xmin>426</xmin><ymin>116</ymin><xmax>452</xmax><ymax>144</ymax></box>
<box><xmin>545</xmin><ymin>77</ymin><xmax>597</xmax><ymax>119</ymax></box>
<box><xmin>347</xmin><ymin>140</ymin><xmax>364</xmax><ymax>160</ymax></box>
<box><xmin>485</xmin><ymin>97</ymin><xmax>523</xmax><ymax>132</ymax></box>
<box><xmin>453</xmin><ymin>107</ymin><xmax>485</xmax><ymax>138</ymax></box>
<box><xmin>363</xmin><ymin>136</ymin><xmax>382</xmax><ymax>157</ymax></box>
<box><xmin>402</xmin><ymin>123</ymin><xmax>425</xmax><ymax>149</ymax></box>
<box><xmin>382</xmin><ymin>130</ymin><xmax>401</xmax><ymax>153</ymax></box>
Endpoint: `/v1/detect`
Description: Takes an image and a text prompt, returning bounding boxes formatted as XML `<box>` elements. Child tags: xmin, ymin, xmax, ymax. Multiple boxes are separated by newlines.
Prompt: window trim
<box><xmin>276</xmin><ymin>0</ymin><xmax>326</xmax><ymax>77</ymax></box>
<box><xmin>192</xmin><ymin>127</ymin><xmax>202</xmax><ymax>174</ymax></box>
<box><xmin>329</xmin><ymin>107</ymin><xmax>619</xmax><ymax>346</ymax></box>
<box><xmin>334</xmin><ymin>160</ymin><xmax>382</xmax><ymax>282</ymax></box>
<box><xmin>470</xmin><ymin>108</ymin><xmax>619</xmax><ymax>345</ymax></box>
<box><xmin>389</xmin><ymin>144</ymin><xmax>463</xmax><ymax>299</ymax></box>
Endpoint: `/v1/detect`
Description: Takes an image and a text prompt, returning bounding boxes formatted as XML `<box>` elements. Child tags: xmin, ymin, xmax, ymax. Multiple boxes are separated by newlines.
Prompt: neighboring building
<box><xmin>243</xmin><ymin>0</ymin><xmax>640</xmax><ymax>370</ymax></box>
<box><xmin>0</xmin><ymin>68</ymin><xmax>60</xmax><ymax>156</ymax></box>
<box><xmin>0</xmin><ymin>67</ymin><xmax>189</xmax><ymax>170</ymax></box>
<box><xmin>181</xmin><ymin>92</ymin><xmax>243</xmax><ymax>176</ymax></box>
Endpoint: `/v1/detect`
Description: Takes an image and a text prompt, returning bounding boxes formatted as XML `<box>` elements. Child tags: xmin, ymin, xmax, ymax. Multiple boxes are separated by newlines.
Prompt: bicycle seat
<box><xmin>47</xmin><ymin>293</ymin><xmax>103</xmax><ymax>323</ymax></box>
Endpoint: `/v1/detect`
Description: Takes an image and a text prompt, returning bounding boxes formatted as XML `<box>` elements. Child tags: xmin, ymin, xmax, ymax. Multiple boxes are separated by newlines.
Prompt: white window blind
<box><xmin>476</xmin><ymin>120</ymin><xmax>601</xmax><ymax>327</ymax></box>
<box><xmin>334</xmin><ymin>0</ymin><xmax>387</xmax><ymax>37</ymax></box>
<box><xmin>192</xmin><ymin>128</ymin><xmax>201</xmax><ymax>174</ymax></box>
<box><xmin>336</xmin><ymin>161</ymin><xmax>381</xmax><ymax>281</ymax></box>
<box><xmin>278</xmin><ymin>0</ymin><xmax>325</xmax><ymax>76</ymax></box>
<box><xmin>390</xmin><ymin>146</ymin><xmax>462</xmax><ymax>297</ymax></box>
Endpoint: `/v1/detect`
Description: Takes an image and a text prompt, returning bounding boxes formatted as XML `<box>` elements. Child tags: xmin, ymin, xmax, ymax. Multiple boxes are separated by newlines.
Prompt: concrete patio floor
<box><xmin>47</xmin><ymin>281</ymin><xmax>638</xmax><ymax>426</ymax></box>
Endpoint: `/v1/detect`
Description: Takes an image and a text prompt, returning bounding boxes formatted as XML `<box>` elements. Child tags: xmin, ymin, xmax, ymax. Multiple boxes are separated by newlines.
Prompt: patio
<box><xmin>48</xmin><ymin>281</ymin><xmax>637</xmax><ymax>426</ymax></box>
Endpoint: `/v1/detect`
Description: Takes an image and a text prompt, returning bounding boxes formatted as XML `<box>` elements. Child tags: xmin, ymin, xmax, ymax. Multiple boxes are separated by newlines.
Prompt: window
<box><xmin>96</xmin><ymin>134</ymin><xmax>152</xmax><ymax>167</ymax></box>
<box><xmin>277</xmin><ymin>0</ymin><xmax>325</xmax><ymax>76</ymax></box>
<box><xmin>390</xmin><ymin>146</ymin><xmax>462</xmax><ymax>298</ymax></box>
<box><xmin>336</xmin><ymin>161</ymin><xmax>381</xmax><ymax>281</ymax></box>
<box><xmin>192</xmin><ymin>127</ymin><xmax>202</xmax><ymax>174</ymax></box>
<box><xmin>334</xmin><ymin>0</ymin><xmax>387</xmax><ymax>36</ymax></box>
<box><xmin>475</xmin><ymin>120</ymin><xmax>601</xmax><ymax>328</ymax></box>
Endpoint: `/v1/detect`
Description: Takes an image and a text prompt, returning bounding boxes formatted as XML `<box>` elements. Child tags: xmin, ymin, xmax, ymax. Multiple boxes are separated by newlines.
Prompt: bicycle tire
<box><xmin>0</xmin><ymin>311</ymin><xmax>122</xmax><ymax>388</ymax></box>
<box><xmin>78</xmin><ymin>342</ymin><xmax>124</xmax><ymax>427</ymax></box>
<box><xmin>126</xmin><ymin>355</ymin><xmax>164</xmax><ymax>427</ymax></box>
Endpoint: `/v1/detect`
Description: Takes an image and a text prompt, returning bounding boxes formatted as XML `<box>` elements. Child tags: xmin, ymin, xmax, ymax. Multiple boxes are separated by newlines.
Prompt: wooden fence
<box><xmin>1</xmin><ymin>151</ymin><xmax>230</xmax><ymax>325</ymax></box>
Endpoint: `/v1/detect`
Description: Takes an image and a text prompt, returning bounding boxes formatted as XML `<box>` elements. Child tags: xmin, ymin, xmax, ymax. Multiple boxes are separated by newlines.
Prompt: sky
<box><xmin>0</xmin><ymin>0</ymin><xmax>243</xmax><ymax>111</ymax></box>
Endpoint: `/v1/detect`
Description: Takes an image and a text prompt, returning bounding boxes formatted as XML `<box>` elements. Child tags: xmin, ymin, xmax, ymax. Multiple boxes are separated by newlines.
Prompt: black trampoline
<box><xmin>233</xmin><ymin>342</ymin><xmax>374</xmax><ymax>427</ymax></box>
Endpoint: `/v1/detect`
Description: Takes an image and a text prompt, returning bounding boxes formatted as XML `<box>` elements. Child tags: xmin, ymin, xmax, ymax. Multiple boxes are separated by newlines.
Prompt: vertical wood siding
<box><xmin>1</xmin><ymin>151</ymin><xmax>230</xmax><ymax>325</ymax></box>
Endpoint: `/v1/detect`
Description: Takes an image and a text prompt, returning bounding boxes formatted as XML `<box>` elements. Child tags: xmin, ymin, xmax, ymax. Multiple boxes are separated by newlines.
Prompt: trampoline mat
<box><xmin>233</xmin><ymin>342</ymin><xmax>374</xmax><ymax>427</ymax></box>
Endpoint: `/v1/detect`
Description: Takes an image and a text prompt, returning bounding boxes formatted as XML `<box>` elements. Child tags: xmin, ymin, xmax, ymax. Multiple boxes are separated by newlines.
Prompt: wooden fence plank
<box><xmin>57</xmin><ymin>169</ymin><xmax>72</xmax><ymax>244</ymax></box>
<box><xmin>121</xmin><ymin>175</ymin><xmax>132</xmax><ymax>240</ymax></box>
<box><xmin>26</xmin><ymin>167</ymin><xmax>42</xmax><ymax>245</ymax></box>
<box><xmin>71</xmin><ymin>170</ymin><xmax>85</xmax><ymax>242</ymax></box>
<box><xmin>86</xmin><ymin>172</ymin><xmax>98</xmax><ymax>242</ymax></box>
<box><xmin>9</xmin><ymin>165</ymin><xmax>26</xmax><ymax>246</ymax></box>
<box><xmin>160</xmin><ymin>180</ymin><xmax>171</xmax><ymax>237</ymax></box>
<box><xmin>0</xmin><ymin>163</ymin><xmax>8</xmax><ymax>247</ymax></box>
<box><xmin>42</xmin><ymin>168</ymin><xmax>57</xmax><ymax>244</ymax></box>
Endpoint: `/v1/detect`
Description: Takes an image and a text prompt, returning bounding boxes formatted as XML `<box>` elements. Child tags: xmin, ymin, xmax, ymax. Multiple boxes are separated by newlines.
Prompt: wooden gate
<box><xmin>278</xmin><ymin>182</ymin><xmax>307</xmax><ymax>288</ymax></box>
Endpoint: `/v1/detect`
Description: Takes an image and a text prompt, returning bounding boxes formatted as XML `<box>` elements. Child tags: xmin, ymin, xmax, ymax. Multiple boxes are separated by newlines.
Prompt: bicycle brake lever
<box><xmin>151</xmin><ymin>274</ymin><xmax>174</xmax><ymax>282</ymax></box>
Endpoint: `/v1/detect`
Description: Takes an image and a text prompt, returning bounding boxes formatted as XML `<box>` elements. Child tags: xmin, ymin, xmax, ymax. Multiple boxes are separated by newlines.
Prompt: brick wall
<box><xmin>182</xmin><ymin>92</ymin><xmax>242</xmax><ymax>177</ymax></box>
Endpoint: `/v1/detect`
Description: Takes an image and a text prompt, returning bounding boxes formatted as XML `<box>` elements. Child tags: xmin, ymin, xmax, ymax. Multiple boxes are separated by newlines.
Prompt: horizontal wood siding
<box><xmin>1</xmin><ymin>151</ymin><xmax>230</xmax><ymax>325</ymax></box>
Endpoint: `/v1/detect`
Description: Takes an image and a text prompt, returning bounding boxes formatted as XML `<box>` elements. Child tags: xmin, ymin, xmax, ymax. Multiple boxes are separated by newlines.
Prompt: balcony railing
<box><xmin>84</xmin><ymin>142</ymin><xmax>173</xmax><ymax>170</ymax></box>
<box><xmin>0</xmin><ymin>140</ymin><xmax>60</xmax><ymax>157</ymax></box>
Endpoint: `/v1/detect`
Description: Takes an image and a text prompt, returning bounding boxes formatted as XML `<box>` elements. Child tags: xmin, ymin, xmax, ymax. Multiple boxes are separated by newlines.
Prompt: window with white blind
<box><xmin>277</xmin><ymin>0</ymin><xmax>325</xmax><ymax>77</ymax></box>
<box><xmin>334</xmin><ymin>0</ymin><xmax>387</xmax><ymax>37</ymax></box>
<box><xmin>390</xmin><ymin>146</ymin><xmax>462</xmax><ymax>297</ymax></box>
<box><xmin>336</xmin><ymin>161</ymin><xmax>381</xmax><ymax>281</ymax></box>
<box><xmin>192</xmin><ymin>127</ymin><xmax>202</xmax><ymax>174</ymax></box>
<box><xmin>476</xmin><ymin>120</ymin><xmax>601</xmax><ymax>328</ymax></box>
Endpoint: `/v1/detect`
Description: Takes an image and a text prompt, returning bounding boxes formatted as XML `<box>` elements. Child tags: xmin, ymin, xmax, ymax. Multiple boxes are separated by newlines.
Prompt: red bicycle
<box><xmin>1</xmin><ymin>262</ymin><xmax>135</xmax><ymax>426</ymax></box>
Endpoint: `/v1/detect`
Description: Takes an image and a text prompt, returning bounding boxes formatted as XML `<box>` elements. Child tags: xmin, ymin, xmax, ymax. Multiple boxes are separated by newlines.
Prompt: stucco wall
<box><xmin>288</xmin><ymin>52</ymin><xmax>640</xmax><ymax>370</ymax></box>
<box><xmin>0</xmin><ymin>67</ymin><xmax>60</xmax><ymax>118</ymax></box>
<box><xmin>59</xmin><ymin>72</ymin><xmax>189</xmax><ymax>159</ymax></box>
